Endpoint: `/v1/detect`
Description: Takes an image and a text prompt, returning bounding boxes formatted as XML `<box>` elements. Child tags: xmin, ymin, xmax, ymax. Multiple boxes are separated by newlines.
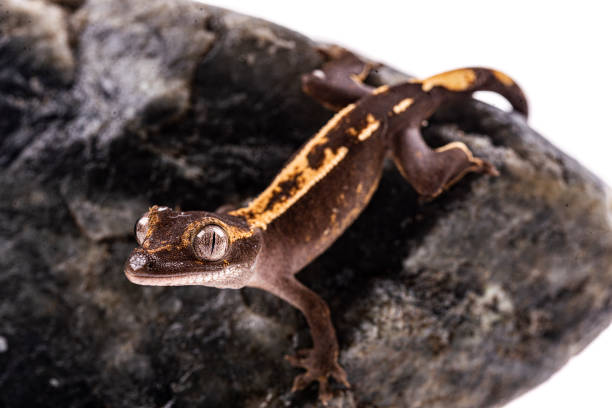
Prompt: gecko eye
<box><xmin>134</xmin><ymin>216</ymin><xmax>150</xmax><ymax>246</ymax></box>
<box><xmin>193</xmin><ymin>224</ymin><xmax>229</xmax><ymax>261</ymax></box>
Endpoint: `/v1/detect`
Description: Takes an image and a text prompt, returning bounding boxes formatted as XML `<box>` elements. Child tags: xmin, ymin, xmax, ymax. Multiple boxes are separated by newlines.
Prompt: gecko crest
<box><xmin>229</xmin><ymin>103</ymin><xmax>356</xmax><ymax>230</ymax></box>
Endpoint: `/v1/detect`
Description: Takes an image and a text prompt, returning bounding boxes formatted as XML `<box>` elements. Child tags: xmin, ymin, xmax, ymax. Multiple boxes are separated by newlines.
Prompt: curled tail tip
<box><xmin>419</xmin><ymin>67</ymin><xmax>529</xmax><ymax>117</ymax></box>
<box><xmin>481</xmin><ymin>68</ymin><xmax>529</xmax><ymax>117</ymax></box>
<box><xmin>515</xmin><ymin>95</ymin><xmax>529</xmax><ymax>118</ymax></box>
<box><xmin>506</xmin><ymin>84</ymin><xmax>529</xmax><ymax>118</ymax></box>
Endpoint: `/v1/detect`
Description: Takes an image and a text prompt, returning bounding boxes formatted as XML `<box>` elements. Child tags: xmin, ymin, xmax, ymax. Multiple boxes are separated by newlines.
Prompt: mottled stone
<box><xmin>1</xmin><ymin>0</ymin><xmax>611</xmax><ymax>407</ymax></box>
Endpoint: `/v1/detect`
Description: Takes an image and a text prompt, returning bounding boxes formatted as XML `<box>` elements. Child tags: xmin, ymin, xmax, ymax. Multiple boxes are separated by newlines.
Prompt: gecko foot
<box><xmin>417</xmin><ymin>141</ymin><xmax>500</xmax><ymax>201</ymax></box>
<box><xmin>285</xmin><ymin>348</ymin><xmax>350</xmax><ymax>405</ymax></box>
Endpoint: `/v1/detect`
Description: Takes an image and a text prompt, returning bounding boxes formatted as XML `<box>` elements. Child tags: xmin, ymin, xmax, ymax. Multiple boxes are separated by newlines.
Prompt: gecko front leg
<box><xmin>252</xmin><ymin>274</ymin><xmax>349</xmax><ymax>404</ymax></box>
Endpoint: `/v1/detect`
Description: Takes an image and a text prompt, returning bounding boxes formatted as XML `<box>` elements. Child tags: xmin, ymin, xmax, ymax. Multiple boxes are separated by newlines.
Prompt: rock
<box><xmin>1</xmin><ymin>0</ymin><xmax>611</xmax><ymax>407</ymax></box>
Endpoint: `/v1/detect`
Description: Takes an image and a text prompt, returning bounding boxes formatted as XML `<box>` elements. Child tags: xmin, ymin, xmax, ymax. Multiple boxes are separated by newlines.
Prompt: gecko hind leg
<box><xmin>392</xmin><ymin>126</ymin><xmax>498</xmax><ymax>200</ymax></box>
<box><xmin>302</xmin><ymin>46</ymin><xmax>377</xmax><ymax>111</ymax></box>
<box><xmin>388</xmin><ymin>66</ymin><xmax>529</xmax><ymax>199</ymax></box>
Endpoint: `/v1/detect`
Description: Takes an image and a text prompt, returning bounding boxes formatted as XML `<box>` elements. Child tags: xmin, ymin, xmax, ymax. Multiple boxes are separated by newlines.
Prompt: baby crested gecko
<box><xmin>124</xmin><ymin>48</ymin><xmax>528</xmax><ymax>404</ymax></box>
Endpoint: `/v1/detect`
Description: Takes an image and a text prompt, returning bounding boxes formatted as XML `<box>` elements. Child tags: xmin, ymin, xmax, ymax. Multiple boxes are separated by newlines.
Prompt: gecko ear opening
<box><xmin>192</xmin><ymin>224</ymin><xmax>229</xmax><ymax>261</ymax></box>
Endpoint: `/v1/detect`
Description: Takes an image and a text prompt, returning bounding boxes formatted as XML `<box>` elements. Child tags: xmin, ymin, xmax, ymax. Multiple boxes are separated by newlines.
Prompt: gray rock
<box><xmin>1</xmin><ymin>0</ymin><xmax>611</xmax><ymax>407</ymax></box>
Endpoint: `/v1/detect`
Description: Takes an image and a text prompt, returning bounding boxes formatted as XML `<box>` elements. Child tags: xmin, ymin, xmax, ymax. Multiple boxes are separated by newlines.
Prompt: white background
<box><xmin>200</xmin><ymin>1</ymin><xmax>612</xmax><ymax>406</ymax></box>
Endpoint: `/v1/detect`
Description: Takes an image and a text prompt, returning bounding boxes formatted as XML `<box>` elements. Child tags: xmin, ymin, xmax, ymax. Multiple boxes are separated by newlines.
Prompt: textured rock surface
<box><xmin>1</xmin><ymin>0</ymin><xmax>612</xmax><ymax>407</ymax></box>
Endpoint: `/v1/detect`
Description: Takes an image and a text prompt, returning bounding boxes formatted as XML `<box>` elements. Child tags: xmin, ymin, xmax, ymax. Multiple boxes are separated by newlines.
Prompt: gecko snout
<box><xmin>124</xmin><ymin>249</ymin><xmax>157</xmax><ymax>284</ymax></box>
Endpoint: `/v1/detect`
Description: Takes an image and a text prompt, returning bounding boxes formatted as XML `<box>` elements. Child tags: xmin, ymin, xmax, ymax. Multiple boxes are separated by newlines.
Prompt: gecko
<box><xmin>124</xmin><ymin>48</ymin><xmax>528</xmax><ymax>404</ymax></box>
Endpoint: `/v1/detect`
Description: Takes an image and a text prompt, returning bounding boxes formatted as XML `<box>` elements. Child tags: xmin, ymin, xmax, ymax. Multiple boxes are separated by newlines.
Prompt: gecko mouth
<box><xmin>124</xmin><ymin>250</ymin><xmax>243</xmax><ymax>287</ymax></box>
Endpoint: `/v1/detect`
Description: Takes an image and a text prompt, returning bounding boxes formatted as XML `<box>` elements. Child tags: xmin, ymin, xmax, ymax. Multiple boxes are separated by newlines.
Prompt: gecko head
<box><xmin>124</xmin><ymin>205</ymin><xmax>262</xmax><ymax>289</ymax></box>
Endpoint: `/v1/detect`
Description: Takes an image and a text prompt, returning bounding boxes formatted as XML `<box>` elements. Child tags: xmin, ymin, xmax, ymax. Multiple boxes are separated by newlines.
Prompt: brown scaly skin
<box><xmin>124</xmin><ymin>48</ymin><xmax>528</xmax><ymax>404</ymax></box>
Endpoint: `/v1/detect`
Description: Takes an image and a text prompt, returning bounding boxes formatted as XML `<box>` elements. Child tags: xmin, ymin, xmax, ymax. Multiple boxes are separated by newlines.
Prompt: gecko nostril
<box><xmin>129</xmin><ymin>252</ymin><xmax>148</xmax><ymax>271</ymax></box>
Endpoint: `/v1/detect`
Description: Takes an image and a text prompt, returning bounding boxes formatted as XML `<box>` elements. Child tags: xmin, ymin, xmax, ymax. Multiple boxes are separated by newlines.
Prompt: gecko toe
<box><xmin>291</xmin><ymin>371</ymin><xmax>315</xmax><ymax>392</ymax></box>
<box><xmin>479</xmin><ymin>159</ymin><xmax>499</xmax><ymax>176</ymax></box>
<box><xmin>317</xmin><ymin>378</ymin><xmax>333</xmax><ymax>405</ymax></box>
<box><xmin>331</xmin><ymin>362</ymin><xmax>350</xmax><ymax>388</ymax></box>
<box><xmin>286</xmin><ymin>348</ymin><xmax>350</xmax><ymax>404</ymax></box>
<box><xmin>285</xmin><ymin>350</ymin><xmax>309</xmax><ymax>367</ymax></box>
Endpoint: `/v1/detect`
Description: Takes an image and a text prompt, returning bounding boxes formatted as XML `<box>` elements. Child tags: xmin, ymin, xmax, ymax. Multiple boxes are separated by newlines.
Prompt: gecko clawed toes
<box><xmin>286</xmin><ymin>349</ymin><xmax>350</xmax><ymax>404</ymax></box>
<box><xmin>477</xmin><ymin>158</ymin><xmax>500</xmax><ymax>176</ymax></box>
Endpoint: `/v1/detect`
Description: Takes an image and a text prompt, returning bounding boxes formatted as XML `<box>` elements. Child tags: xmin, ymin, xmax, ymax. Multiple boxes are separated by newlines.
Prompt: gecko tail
<box><xmin>419</xmin><ymin>67</ymin><xmax>529</xmax><ymax>118</ymax></box>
